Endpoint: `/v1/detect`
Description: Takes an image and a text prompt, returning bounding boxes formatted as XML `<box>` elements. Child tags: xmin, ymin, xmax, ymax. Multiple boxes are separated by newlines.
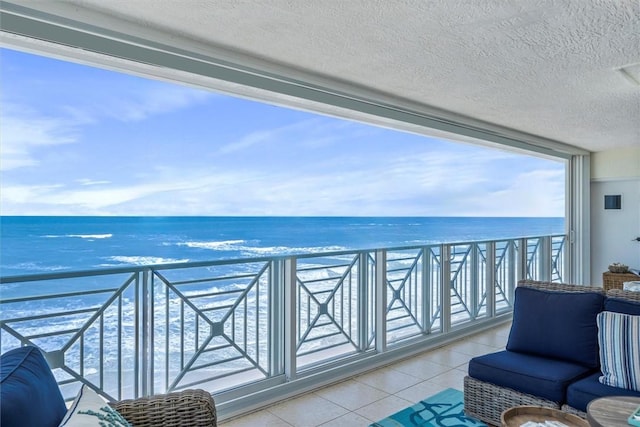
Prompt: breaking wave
<box><xmin>44</xmin><ymin>234</ymin><xmax>113</xmax><ymax>239</ymax></box>
<box><xmin>100</xmin><ymin>256</ymin><xmax>190</xmax><ymax>266</ymax></box>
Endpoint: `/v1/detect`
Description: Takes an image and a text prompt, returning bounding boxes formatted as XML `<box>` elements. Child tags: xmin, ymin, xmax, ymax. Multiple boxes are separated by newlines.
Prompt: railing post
<box><xmin>486</xmin><ymin>242</ymin><xmax>496</xmax><ymax>318</ymax></box>
<box><xmin>421</xmin><ymin>247</ymin><xmax>430</xmax><ymax>334</ymax></box>
<box><xmin>270</xmin><ymin>259</ymin><xmax>284</xmax><ymax>376</ymax></box>
<box><xmin>358</xmin><ymin>252</ymin><xmax>368</xmax><ymax>351</ymax></box>
<box><xmin>375</xmin><ymin>250</ymin><xmax>387</xmax><ymax>353</ymax></box>
<box><xmin>284</xmin><ymin>257</ymin><xmax>297</xmax><ymax>381</ymax></box>
<box><xmin>558</xmin><ymin>237</ymin><xmax>565</xmax><ymax>282</ymax></box>
<box><xmin>470</xmin><ymin>244</ymin><xmax>478</xmax><ymax>319</ymax></box>
<box><xmin>517</xmin><ymin>238</ymin><xmax>527</xmax><ymax>282</ymax></box>
<box><xmin>441</xmin><ymin>244</ymin><xmax>451</xmax><ymax>334</ymax></box>
<box><xmin>540</xmin><ymin>236</ymin><xmax>552</xmax><ymax>282</ymax></box>
<box><xmin>508</xmin><ymin>240</ymin><xmax>516</xmax><ymax>301</ymax></box>
<box><xmin>140</xmin><ymin>269</ymin><xmax>152</xmax><ymax>397</ymax></box>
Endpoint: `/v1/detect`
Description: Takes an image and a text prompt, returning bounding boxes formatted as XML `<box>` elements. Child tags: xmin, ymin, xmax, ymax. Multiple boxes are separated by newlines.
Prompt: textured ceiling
<box><xmin>8</xmin><ymin>0</ymin><xmax>640</xmax><ymax>152</ymax></box>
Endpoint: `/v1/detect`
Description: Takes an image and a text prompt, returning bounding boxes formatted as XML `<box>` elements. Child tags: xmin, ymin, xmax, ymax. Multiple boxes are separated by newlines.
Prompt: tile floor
<box><xmin>220</xmin><ymin>323</ymin><xmax>511</xmax><ymax>427</ymax></box>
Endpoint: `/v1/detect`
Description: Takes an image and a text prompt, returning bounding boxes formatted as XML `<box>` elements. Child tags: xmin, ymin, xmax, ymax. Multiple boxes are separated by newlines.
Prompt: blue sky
<box><xmin>0</xmin><ymin>48</ymin><xmax>565</xmax><ymax>217</ymax></box>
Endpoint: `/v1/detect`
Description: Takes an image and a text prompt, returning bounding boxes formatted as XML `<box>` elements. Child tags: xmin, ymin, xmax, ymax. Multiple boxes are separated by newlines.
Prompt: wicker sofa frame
<box><xmin>110</xmin><ymin>389</ymin><xmax>217</xmax><ymax>427</ymax></box>
<box><xmin>463</xmin><ymin>281</ymin><xmax>639</xmax><ymax>427</ymax></box>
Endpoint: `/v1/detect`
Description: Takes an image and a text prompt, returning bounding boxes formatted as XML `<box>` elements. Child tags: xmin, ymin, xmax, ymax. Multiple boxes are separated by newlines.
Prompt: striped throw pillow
<box><xmin>597</xmin><ymin>311</ymin><xmax>640</xmax><ymax>391</ymax></box>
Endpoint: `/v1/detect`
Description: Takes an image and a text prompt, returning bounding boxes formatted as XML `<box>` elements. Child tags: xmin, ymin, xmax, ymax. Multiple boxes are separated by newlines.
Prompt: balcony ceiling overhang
<box><xmin>1</xmin><ymin>0</ymin><xmax>639</xmax><ymax>154</ymax></box>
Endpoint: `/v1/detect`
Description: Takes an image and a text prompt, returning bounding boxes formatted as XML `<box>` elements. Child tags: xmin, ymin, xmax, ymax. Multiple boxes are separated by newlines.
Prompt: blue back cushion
<box><xmin>604</xmin><ymin>297</ymin><xmax>640</xmax><ymax>315</ymax></box>
<box><xmin>0</xmin><ymin>346</ymin><xmax>67</xmax><ymax>427</ymax></box>
<box><xmin>506</xmin><ymin>287</ymin><xmax>604</xmax><ymax>368</ymax></box>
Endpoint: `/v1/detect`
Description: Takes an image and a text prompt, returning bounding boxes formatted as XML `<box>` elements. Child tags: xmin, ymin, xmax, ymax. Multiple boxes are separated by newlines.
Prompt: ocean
<box><xmin>0</xmin><ymin>216</ymin><xmax>564</xmax><ymax>277</ymax></box>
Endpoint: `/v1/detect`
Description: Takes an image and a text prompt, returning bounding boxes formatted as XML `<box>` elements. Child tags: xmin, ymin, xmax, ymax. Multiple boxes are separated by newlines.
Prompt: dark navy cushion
<box><xmin>604</xmin><ymin>297</ymin><xmax>640</xmax><ymax>315</ymax></box>
<box><xmin>468</xmin><ymin>350</ymin><xmax>593</xmax><ymax>403</ymax></box>
<box><xmin>566</xmin><ymin>372</ymin><xmax>640</xmax><ymax>412</ymax></box>
<box><xmin>506</xmin><ymin>287</ymin><xmax>604</xmax><ymax>368</ymax></box>
<box><xmin>0</xmin><ymin>346</ymin><xmax>67</xmax><ymax>427</ymax></box>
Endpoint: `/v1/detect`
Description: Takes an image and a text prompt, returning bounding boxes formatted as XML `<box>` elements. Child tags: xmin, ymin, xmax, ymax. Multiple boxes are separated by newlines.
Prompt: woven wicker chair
<box><xmin>110</xmin><ymin>389</ymin><xmax>217</xmax><ymax>427</ymax></box>
<box><xmin>463</xmin><ymin>280</ymin><xmax>604</xmax><ymax>426</ymax></box>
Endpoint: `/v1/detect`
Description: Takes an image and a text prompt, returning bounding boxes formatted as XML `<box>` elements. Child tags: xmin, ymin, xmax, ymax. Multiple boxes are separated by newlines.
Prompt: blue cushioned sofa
<box><xmin>463</xmin><ymin>280</ymin><xmax>640</xmax><ymax>426</ymax></box>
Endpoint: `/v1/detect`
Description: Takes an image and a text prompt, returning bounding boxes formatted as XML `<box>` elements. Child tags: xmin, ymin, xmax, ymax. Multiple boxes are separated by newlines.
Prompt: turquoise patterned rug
<box><xmin>370</xmin><ymin>388</ymin><xmax>487</xmax><ymax>427</ymax></box>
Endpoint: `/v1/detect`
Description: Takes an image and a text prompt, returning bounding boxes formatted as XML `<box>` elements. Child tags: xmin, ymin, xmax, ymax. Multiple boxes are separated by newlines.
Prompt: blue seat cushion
<box><xmin>566</xmin><ymin>372</ymin><xmax>640</xmax><ymax>412</ymax></box>
<box><xmin>468</xmin><ymin>350</ymin><xmax>593</xmax><ymax>403</ymax></box>
<box><xmin>0</xmin><ymin>346</ymin><xmax>67</xmax><ymax>427</ymax></box>
<box><xmin>604</xmin><ymin>297</ymin><xmax>640</xmax><ymax>315</ymax></box>
<box><xmin>506</xmin><ymin>287</ymin><xmax>604</xmax><ymax>368</ymax></box>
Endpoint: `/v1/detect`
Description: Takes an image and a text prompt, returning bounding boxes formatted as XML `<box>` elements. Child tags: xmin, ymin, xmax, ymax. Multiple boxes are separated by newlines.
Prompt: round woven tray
<box><xmin>501</xmin><ymin>406</ymin><xmax>589</xmax><ymax>427</ymax></box>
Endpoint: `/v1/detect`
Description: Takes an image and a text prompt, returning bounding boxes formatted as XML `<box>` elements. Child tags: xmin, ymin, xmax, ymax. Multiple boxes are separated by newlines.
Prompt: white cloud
<box><xmin>218</xmin><ymin>118</ymin><xmax>352</xmax><ymax>154</ymax></box>
<box><xmin>456</xmin><ymin>169</ymin><xmax>565</xmax><ymax>217</ymax></box>
<box><xmin>102</xmin><ymin>85</ymin><xmax>213</xmax><ymax>122</ymax></box>
<box><xmin>1</xmin><ymin>84</ymin><xmax>214</xmax><ymax>172</ymax></box>
<box><xmin>0</xmin><ymin>147</ymin><xmax>565</xmax><ymax>217</ymax></box>
<box><xmin>0</xmin><ymin>104</ymin><xmax>79</xmax><ymax>171</ymax></box>
<box><xmin>0</xmin><ymin>183</ymin><xmax>65</xmax><ymax>205</ymax></box>
<box><xmin>76</xmin><ymin>179</ymin><xmax>111</xmax><ymax>186</ymax></box>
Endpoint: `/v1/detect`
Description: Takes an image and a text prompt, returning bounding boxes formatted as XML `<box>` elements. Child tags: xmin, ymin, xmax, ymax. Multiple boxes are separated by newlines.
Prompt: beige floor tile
<box><xmin>268</xmin><ymin>393</ymin><xmax>349</xmax><ymax>427</ymax></box>
<box><xmin>390</xmin><ymin>357</ymin><xmax>451</xmax><ymax>380</ymax></box>
<box><xmin>428</xmin><ymin>368</ymin><xmax>467</xmax><ymax>389</ymax></box>
<box><xmin>447</xmin><ymin>340</ymin><xmax>499</xmax><ymax>357</ymax></box>
<box><xmin>220</xmin><ymin>409</ymin><xmax>292</xmax><ymax>427</ymax></box>
<box><xmin>466</xmin><ymin>331</ymin><xmax>509</xmax><ymax>349</ymax></box>
<box><xmin>314</xmin><ymin>379</ymin><xmax>389</xmax><ymax>411</ymax></box>
<box><xmin>455</xmin><ymin>361</ymin><xmax>469</xmax><ymax>373</ymax></box>
<box><xmin>423</xmin><ymin>348</ymin><xmax>472</xmax><ymax>368</ymax></box>
<box><xmin>354</xmin><ymin>395</ymin><xmax>413</xmax><ymax>422</ymax></box>
<box><xmin>318</xmin><ymin>411</ymin><xmax>372</xmax><ymax>427</ymax></box>
<box><xmin>494</xmin><ymin>324</ymin><xmax>512</xmax><ymax>337</ymax></box>
<box><xmin>393</xmin><ymin>379</ymin><xmax>448</xmax><ymax>403</ymax></box>
<box><xmin>354</xmin><ymin>366</ymin><xmax>423</xmax><ymax>394</ymax></box>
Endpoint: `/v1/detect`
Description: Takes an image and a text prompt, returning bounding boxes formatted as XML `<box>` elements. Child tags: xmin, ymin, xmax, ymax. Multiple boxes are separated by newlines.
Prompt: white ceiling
<box><xmin>5</xmin><ymin>0</ymin><xmax>640</xmax><ymax>153</ymax></box>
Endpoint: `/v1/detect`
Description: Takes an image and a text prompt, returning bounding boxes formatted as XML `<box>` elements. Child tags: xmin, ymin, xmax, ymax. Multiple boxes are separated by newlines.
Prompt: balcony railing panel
<box><xmin>295</xmin><ymin>253</ymin><xmax>370</xmax><ymax>369</ymax></box>
<box><xmin>148</xmin><ymin>262</ymin><xmax>274</xmax><ymax>395</ymax></box>
<box><xmin>385</xmin><ymin>248</ymin><xmax>426</xmax><ymax>345</ymax></box>
<box><xmin>0</xmin><ymin>234</ymin><xmax>566</xmax><ymax>406</ymax></box>
<box><xmin>494</xmin><ymin>240</ymin><xmax>517</xmax><ymax>314</ymax></box>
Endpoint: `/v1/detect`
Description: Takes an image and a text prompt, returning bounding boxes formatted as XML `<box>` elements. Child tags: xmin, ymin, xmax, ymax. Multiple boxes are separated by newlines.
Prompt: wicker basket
<box><xmin>110</xmin><ymin>389</ymin><xmax>217</xmax><ymax>427</ymax></box>
<box><xmin>602</xmin><ymin>271</ymin><xmax>640</xmax><ymax>292</ymax></box>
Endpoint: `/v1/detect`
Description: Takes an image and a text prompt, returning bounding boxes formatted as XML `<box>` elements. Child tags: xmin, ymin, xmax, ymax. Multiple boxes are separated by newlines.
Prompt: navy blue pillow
<box><xmin>0</xmin><ymin>346</ymin><xmax>67</xmax><ymax>427</ymax></box>
<box><xmin>506</xmin><ymin>287</ymin><xmax>604</xmax><ymax>368</ymax></box>
<box><xmin>604</xmin><ymin>297</ymin><xmax>640</xmax><ymax>315</ymax></box>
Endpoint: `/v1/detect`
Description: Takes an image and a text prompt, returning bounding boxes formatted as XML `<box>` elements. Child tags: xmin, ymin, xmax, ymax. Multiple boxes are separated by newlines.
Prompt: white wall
<box><xmin>590</xmin><ymin>147</ymin><xmax>640</xmax><ymax>284</ymax></box>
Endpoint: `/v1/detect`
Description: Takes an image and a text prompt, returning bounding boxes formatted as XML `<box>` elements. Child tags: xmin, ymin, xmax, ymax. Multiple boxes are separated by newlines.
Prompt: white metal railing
<box><xmin>0</xmin><ymin>234</ymin><xmax>565</xmax><ymax>412</ymax></box>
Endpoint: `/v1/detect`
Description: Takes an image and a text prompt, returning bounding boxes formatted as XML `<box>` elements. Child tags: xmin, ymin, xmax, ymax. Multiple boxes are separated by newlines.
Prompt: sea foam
<box><xmin>102</xmin><ymin>256</ymin><xmax>190</xmax><ymax>266</ymax></box>
<box><xmin>44</xmin><ymin>234</ymin><xmax>113</xmax><ymax>239</ymax></box>
<box><xmin>178</xmin><ymin>240</ymin><xmax>246</xmax><ymax>250</ymax></box>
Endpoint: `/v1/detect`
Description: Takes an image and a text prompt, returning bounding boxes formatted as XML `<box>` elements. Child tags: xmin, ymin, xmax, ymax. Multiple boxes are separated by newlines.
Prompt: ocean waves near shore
<box><xmin>0</xmin><ymin>216</ymin><xmax>563</xmax><ymax>276</ymax></box>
